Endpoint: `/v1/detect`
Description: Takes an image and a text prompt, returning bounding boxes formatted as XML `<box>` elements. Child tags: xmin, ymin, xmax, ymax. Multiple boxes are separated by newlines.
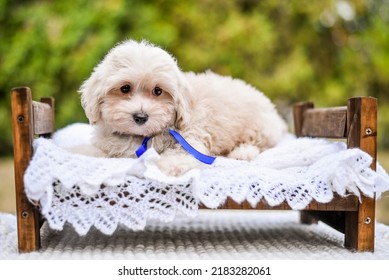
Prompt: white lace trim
<box><xmin>24</xmin><ymin>124</ymin><xmax>389</xmax><ymax>235</ymax></box>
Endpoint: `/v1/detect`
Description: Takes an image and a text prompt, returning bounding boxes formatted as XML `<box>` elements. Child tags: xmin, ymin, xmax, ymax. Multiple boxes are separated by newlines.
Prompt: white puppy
<box><xmin>79</xmin><ymin>40</ymin><xmax>287</xmax><ymax>175</ymax></box>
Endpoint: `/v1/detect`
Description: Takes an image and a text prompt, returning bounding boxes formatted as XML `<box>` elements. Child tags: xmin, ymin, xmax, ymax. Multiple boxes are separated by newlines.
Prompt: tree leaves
<box><xmin>1</xmin><ymin>0</ymin><xmax>389</xmax><ymax>154</ymax></box>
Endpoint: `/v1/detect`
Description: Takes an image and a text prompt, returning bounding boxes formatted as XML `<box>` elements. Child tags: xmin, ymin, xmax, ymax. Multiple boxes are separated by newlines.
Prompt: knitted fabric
<box><xmin>24</xmin><ymin>124</ymin><xmax>389</xmax><ymax>236</ymax></box>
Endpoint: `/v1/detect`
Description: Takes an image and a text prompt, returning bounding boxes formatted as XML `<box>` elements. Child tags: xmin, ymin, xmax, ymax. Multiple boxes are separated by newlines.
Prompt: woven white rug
<box><xmin>1</xmin><ymin>210</ymin><xmax>389</xmax><ymax>260</ymax></box>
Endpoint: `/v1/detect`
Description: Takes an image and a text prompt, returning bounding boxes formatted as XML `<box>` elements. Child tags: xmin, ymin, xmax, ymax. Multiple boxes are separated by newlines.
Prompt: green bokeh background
<box><xmin>1</xmin><ymin>0</ymin><xmax>389</xmax><ymax>155</ymax></box>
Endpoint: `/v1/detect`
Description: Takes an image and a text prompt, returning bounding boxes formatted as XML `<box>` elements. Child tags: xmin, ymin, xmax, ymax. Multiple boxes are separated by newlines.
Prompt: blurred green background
<box><xmin>0</xmin><ymin>0</ymin><xmax>388</xmax><ymax>223</ymax></box>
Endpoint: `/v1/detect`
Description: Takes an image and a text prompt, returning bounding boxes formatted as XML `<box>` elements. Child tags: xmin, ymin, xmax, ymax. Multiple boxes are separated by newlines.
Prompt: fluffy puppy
<box><xmin>79</xmin><ymin>40</ymin><xmax>287</xmax><ymax>175</ymax></box>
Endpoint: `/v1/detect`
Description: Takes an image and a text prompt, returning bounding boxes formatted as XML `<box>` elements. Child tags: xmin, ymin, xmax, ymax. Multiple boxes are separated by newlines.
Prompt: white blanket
<box><xmin>24</xmin><ymin>123</ymin><xmax>389</xmax><ymax>235</ymax></box>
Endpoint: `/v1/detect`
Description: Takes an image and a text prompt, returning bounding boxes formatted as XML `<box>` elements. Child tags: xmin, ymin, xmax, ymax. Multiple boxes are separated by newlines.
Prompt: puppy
<box><xmin>79</xmin><ymin>40</ymin><xmax>287</xmax><ymax>176</ymax></box>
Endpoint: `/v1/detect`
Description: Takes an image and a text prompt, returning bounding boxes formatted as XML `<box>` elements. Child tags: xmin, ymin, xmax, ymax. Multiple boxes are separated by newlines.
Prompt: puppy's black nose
<box><xmin>133</xmin><ymin>113</ymin><xmax>149</xmax><ymax>125</ymax></box>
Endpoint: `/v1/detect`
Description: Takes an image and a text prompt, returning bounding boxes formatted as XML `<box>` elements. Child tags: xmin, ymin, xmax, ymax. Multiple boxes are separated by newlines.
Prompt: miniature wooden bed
<box><xmin>11</xmin><ymin>87</ymin><xmax>378</xmax><ymax>253</ymax></box>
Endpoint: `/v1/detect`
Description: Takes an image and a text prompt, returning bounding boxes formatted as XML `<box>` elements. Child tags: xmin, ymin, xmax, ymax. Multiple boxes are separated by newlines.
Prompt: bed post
<box><xmin>345</xmin><ymin>96</ymin><xmax>377</xmax><ymax>252</ymax></box>
<box><xmin>11</xmin><ymin>87</ymin><xmax>41</xmax><ymax>252</ymax></box>
<box><xmin>293</xmin><ymin>101</ymin><xmax>320</xmax><ymax>224</ymax></box>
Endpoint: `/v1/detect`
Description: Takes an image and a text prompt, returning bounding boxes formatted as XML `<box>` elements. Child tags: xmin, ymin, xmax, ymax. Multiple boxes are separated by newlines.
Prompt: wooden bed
<box><xmin>11</xmin><ymin>87</ymin><xmax>377</xmax><ymax>253</ymax></box>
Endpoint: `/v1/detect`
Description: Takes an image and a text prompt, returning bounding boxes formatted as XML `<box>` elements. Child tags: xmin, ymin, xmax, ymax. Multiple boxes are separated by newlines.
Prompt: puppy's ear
<box><xmin>173</xmin><ymin>73</ymin><xmax>193</xmax><ymax>130</ymax></box>
<box><xmin>79</xmin><ymin>72</ymin><xmax>103</xmax><ymax>124</ymax></box>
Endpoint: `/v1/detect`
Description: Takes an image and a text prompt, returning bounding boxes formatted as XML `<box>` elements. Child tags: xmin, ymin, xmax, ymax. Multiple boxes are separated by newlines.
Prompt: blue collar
<box><xmin>135</xmin><ymin>129</ymin><xmax>216</xmax><ymax>165</ymax></box>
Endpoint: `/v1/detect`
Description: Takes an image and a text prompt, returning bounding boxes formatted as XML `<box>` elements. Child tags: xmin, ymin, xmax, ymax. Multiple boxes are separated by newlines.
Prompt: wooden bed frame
<box><xmin>11</xmin><ymin>87</ymin><xmax>378</xmax><ymax>253</ymax></box>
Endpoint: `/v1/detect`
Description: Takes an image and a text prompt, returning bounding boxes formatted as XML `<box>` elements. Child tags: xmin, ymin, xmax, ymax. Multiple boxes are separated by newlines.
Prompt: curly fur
<box><xmin>79</xmin><ymin>40</ymin><xmax>287</xmax><ymax>175</ymax></box>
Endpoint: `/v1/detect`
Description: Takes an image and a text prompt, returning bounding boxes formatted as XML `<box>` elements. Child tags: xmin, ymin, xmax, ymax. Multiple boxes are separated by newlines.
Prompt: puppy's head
<box><xmin>79</xmin><ymin>40</ymin><xmax>191</xmax><ymax>137</ymax></box>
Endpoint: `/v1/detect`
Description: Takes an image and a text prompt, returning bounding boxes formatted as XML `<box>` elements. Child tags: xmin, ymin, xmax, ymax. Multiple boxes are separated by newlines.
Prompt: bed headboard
<box><xmin>11</xmin><ymin>87</ymin><xmax>55</xmax><ymax>252</ymax></box>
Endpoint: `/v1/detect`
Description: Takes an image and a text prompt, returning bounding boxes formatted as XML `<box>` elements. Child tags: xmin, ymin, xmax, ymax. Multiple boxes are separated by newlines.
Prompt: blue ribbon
<box><xmin>135</xmin><ymin>130</ymin><xmax>216</xmax><ymax>165</ymax></box>
<box><xmin>135</xmin><ymin>136</ymin><xmax>151</xmax><ymax>158</ymax></box>
<box><xmin>168</xmin><ymin>129</ymin><xmax>216</xmax><ymax>165</ymax></box>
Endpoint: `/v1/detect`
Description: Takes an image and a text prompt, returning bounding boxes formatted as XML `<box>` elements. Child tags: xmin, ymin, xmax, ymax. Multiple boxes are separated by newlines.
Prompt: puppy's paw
<box><xmin>157</xmin><ymin>153</ymin><xmax>200</xmax><ymax>176</ymax></box>
<box><xmin>227</xmin><ymin>143</ymin><xmax>261</xmax><ymax>161</ymax></box>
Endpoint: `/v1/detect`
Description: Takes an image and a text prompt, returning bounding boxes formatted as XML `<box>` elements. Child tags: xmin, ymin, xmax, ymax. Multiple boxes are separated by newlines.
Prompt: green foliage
<box><xmin>1</xmin><ymin>0</ymin><xmax>389</xmax><ymax>155</ymax></box>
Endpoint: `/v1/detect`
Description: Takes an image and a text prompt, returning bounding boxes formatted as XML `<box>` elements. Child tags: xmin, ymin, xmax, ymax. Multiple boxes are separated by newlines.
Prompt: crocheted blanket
<box><xmin>24</xmin><ymin>124</ymin><xmax>389</xmax><ymax>236</ymax></box>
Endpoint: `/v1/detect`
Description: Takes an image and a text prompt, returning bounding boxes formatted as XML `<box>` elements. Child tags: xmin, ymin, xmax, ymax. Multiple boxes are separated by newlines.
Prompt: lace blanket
<box><xmin>24</xmin><ymin>124</ymin><xmax>389</xmax><ymax>236</ymax></box>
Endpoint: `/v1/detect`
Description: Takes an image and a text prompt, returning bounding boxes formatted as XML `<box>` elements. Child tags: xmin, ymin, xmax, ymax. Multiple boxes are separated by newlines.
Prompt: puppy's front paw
<box><xmin>227</xmin><ymin>143</ymin><xmax>261</xmax><ymax>161</ymax></box>
<box><xmin>157</xmin><ymin>154</ymin><xmax>200</xmax><ymax>176</ymax></box>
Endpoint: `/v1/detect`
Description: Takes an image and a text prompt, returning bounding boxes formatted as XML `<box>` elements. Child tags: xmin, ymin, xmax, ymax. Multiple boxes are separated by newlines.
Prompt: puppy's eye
<box><xmin>120</xmin><ymin>84</ymin><xmax>131</xmax><ymax>94</ymax></box>
<box><xmin>152</xmin><ymin>86</ymin><xmax>163</xmax><ymax>96</ymax></box>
